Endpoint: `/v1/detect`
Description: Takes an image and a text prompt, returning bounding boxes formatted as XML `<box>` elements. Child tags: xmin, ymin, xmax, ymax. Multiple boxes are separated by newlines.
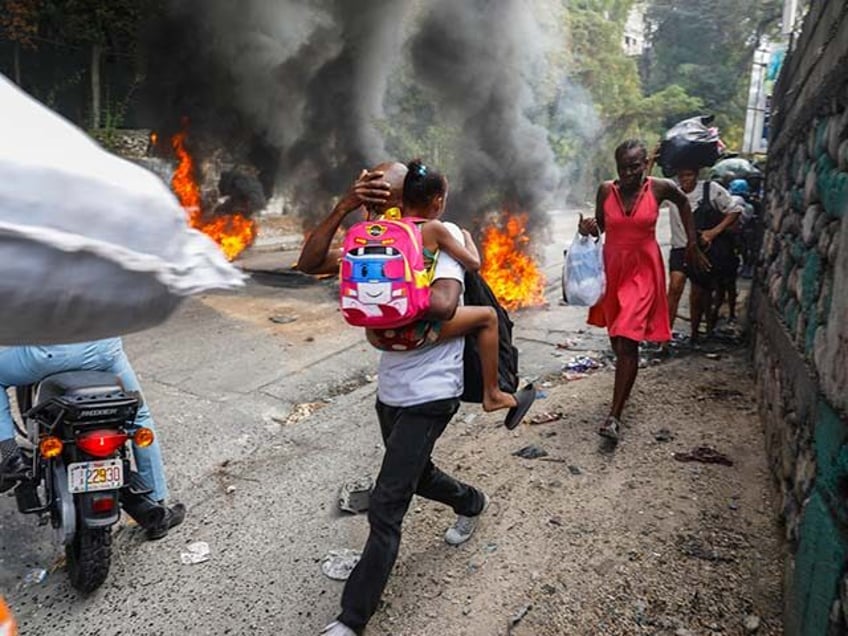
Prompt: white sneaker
<box><xmin>320</xmin><ymin>621</ymin><xmax>356</xmax><ymax>636</ymax></box>
<box><xmin>444</xmin><ymin>493</ymin><xmax>489</xmax><ymax>546</ymax></box>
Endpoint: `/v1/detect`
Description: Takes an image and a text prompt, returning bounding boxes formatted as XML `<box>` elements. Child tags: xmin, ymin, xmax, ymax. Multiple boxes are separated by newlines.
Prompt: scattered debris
<box><xmin>549</xmin><ymin>516</ymin><xmax>563</xmax><ymax>526</ymax></box>
<box><xmin>699</xmin><ymin>386</ymin><xmax>745</xmax><ymax>401</ymax></box>
<box><xmin>633</xmin><ymin>599</ymin><xmax>648</xmax><ymax>624</ymax></box>
<box><xmin>18</xmin><ymin>568</ymin><xmax>47</xmax><ymax>589</ymax></box>
<box><xmin>562</xmin><ymin>371</ymin><xmax>588</xmax><ymax>381</ymax></box>
<box><xmin>482</xmin><ymin>543</ymin><xmax>498</xmax><ymax>554</ymax></box>
<box><xmin>508</xmin><ymin>604</ymin><xmax>532</xmax><ymax>632</ymax></box>
<box><xmin>180</xmin><ymin>541</ymin><xmax>211</xmax><ymax>565</ymax></box>
<box><xmin>512</xmin><ymin>445</ymin><xmax>549</xmax><ymax>460</ymax></box>
<box><xmin>654</xmin><ymin>428</ymin><xmax>674</xmax><ymax>443</ymax></box>
<box><xmin>285</xmin><ymin>401</ymin><xmax>328</xmax><ymax>426</ymax></box>
<box><xmin>563</xmin><ymin>355</ymin><xmax>603</xmax><ymax>373</ymax></box>
<box><xmin>338</xmin><ymin>477</ymin><xmax>373</xmax><ymax>514</ymax></box>
<box><xmin>556</xmin><ymin>339</ymin><xmax>579</xmax><ymax>349</ymax></box>
<box><xmin>567</xmin><ymin>465</ymin><xmax>582</xmax><ymax>475</ymax></box>
<box><xmin>677</xmin><ymin>535</ymin><xmax>735</xmax><ymax>563</ymax></box>
<box><xmin>743</xmin><ymin>614</ymin><xmax>761</xmax><ymax>633</ymax></box>
<box><xmin>269</xmin><ymin>313</ymin><xmax>298</xmax><ymax>325</ymax></box>
<box><xmin>704</xmin><ymin>352</ymin><xmax>722</xmax><ymax>360</ymax></box>
<box><xmin>305</xmin><ymin>336</ymin><xmax>315</xmax><ymax>342</ymax></box>
<box><xmin>536</xmin><ymin>390</ymin><xmax>549</xmax><ymax>399</ymax></box>
<box><xmin>321</xmin><ymin>549</ymin><xmax>361</xmax><ymax>581</ymax></box>
<box><xmin>225</xmin><ymin>485</ymin><xmax>237</xmax><ymax>495</ymax></box>
<box><xmin>529</xmin><ymin>411</ymin><xmax>563</xmax><ymax>425</ymax></box>
<box><xmin>540</xmin><ymin>430</ymin><xmax>558</xmax><ymax>438</ymax></box>
<box><xmin>673</xmin><ymin>446</ymin><xmax>733</xmax><ymax>466</ymax></box>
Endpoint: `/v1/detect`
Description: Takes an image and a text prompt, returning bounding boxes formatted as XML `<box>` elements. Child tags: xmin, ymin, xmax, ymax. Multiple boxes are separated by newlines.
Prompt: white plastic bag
<box><xmin>0</xmin><ymin>74</ymin><xmax>244</xmax><ymax>344</ymax></box>
<box><xmin>562</xmin><ymin>233</ymin><xmax>605</xmax><ymax>306</ymax></box>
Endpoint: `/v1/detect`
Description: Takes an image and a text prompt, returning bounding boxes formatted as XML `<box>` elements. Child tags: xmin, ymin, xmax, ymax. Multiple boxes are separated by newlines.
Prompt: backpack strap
<box><xmin>702</xmin><ymin>181</ymin><xmax>711</xmax><ymax>209</ymax></box>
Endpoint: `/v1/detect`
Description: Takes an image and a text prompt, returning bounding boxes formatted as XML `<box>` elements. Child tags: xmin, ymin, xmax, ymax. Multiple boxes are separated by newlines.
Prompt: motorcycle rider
<box><xmin>0</xmin><ymin>338</ymin><xmax>185</xmax><ymax>540</ymax></box>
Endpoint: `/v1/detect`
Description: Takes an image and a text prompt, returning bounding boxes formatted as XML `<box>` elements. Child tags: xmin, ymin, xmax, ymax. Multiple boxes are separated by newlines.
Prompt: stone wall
<box><xmin>752</xmin><ymin>2</ymin><xmax>848</xmax><ymax>634</ymax></box>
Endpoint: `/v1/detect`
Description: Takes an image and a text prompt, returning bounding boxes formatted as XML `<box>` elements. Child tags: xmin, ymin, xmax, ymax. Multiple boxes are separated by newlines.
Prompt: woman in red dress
<box><xmin>580</xmin><ymin>140</ymin><xmax>705</xmax><ymax>442</ymax></box>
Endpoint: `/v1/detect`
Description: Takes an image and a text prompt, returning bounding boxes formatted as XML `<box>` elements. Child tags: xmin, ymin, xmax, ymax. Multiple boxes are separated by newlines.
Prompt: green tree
<box><xmin>644</xmin><ymin>0</ymin><xmax>783</xmax><ymax>148</ymax></box>
<box><xmin>0</xmin><ymin>0</ymin><xmax>42</xmax><ymax>84</ymax></box>
<box><xmin>54</xmin><ymin>0</ymin><xmax>160</xmax><ymax>129</ymax></box>
<box><xmin>563</xmin><ymin>0</ymin><xmax>703</xmax><ymax>189</ymax></box>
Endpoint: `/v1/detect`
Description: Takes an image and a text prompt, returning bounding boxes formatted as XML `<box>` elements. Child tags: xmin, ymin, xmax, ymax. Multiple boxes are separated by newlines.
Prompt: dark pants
<box><xmin>338</xmin><ymin>398</ymin><xmax>484</xmax><ymax>632</ymax></box>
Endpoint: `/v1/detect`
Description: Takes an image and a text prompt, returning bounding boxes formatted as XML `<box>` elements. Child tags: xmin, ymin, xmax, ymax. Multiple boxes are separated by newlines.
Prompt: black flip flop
<box><xmin>504</xmin><ymin>384</ymin><xmax>536</xmax><ymax>430</ymax></box>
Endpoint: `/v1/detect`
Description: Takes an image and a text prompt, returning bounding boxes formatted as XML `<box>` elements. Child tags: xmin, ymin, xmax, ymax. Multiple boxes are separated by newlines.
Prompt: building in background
<box><xmin>742</xmin><ymin>0</ymin><xmax>809</xmax><ymax>155</ymax></box>
<box><xmin>742</xmin><ymin>41</ymin><xmax>786</xmax><ymax>155</ymax></box>
<box><xmin>622</xmin><ymin>3</ymin><xmax>647</xmax><ymax>57</ymax></box>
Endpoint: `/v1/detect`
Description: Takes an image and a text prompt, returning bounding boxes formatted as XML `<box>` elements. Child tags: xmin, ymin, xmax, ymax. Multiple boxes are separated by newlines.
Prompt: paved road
<box><xmin>0</xmin><ymin>205</ymin><xmax>673</xmax><ymax>635</ymax></box>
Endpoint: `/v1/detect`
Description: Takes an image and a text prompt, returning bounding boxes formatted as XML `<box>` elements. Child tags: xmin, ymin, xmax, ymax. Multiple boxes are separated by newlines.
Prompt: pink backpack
<box><xmin>340</xmin><ymin>210</ymin><xmax>432</xmax><ymax>329</ymax></box>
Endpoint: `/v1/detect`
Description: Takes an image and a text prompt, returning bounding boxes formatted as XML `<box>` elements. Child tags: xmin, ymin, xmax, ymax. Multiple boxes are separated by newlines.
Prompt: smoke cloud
<box><xmin>145</xmin><ymin>0</ymin><xmax>592</xmax><ymax>228</ymax></box>
<box><xmin>409</xmin><ymin>0</ymin><xmax>563</xmax><ymax>226</ymax></box>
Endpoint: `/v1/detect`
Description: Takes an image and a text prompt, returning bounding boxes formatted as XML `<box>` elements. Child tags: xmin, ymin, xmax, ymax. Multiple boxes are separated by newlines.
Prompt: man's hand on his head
<box><xmin>351</xmin><ymin>169</ymin><xmax>392</xmax><ymax>207</ymax></box>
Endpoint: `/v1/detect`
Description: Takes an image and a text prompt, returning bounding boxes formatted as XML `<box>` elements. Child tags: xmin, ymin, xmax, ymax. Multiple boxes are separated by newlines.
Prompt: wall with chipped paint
<box><xmin>752</xmin><ymin>1</ymin><xmax>848</xmax><ymax>634</ymax></box>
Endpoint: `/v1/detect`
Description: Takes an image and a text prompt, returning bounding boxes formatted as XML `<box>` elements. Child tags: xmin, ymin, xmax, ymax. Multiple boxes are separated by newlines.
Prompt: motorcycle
<box><xmin>10</xmin><ymin>370</ymin><xmax>165</xmax><ymax>592</ymax></box>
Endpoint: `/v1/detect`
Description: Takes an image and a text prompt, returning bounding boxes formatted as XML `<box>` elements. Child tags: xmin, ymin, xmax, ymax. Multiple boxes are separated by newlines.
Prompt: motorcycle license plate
<box><xmin>68</xmin><ymin>459</ymin><xmax>123</xmax><ymax>494</ymax></box>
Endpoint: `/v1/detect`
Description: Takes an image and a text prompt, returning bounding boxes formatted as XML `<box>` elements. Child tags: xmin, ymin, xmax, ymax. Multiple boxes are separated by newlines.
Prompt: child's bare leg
<box><xmin>436</xmin><ymin>306</ymin><xmax>517</xmax><ymax>412</ymax></box>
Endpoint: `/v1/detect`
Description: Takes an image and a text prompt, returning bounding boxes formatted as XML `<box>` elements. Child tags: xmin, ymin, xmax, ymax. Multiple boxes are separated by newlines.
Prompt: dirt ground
<box><xmin>360</xmin><ymin>345</ymin><xmax>784</xmax><ymax>636</ymax></box>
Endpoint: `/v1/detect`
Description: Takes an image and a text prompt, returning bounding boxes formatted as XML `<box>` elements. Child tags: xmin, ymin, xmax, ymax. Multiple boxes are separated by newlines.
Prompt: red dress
<box><xmin>587</xmin><ymin>178</ymin><xmax>671</xmax><ymax>342</ymax></box>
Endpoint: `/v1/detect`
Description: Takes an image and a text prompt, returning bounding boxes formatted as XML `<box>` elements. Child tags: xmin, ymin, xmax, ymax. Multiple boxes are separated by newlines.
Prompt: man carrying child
<box><xmin>298</xmin><ymin>162</ymin><xmax>490</xmax><ymax>636</ymax></box>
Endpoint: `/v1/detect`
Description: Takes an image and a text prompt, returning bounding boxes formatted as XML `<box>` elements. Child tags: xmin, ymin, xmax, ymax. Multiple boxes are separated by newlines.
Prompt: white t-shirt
<box><xmin>667</xmin><ymin>180</ymin><xmax>741</xmax><ymax>248</ymax></box>
<box><xmin>377</xmin><ymin>222</ymin><xmax>465</xmax><ymax>407</ymax></box>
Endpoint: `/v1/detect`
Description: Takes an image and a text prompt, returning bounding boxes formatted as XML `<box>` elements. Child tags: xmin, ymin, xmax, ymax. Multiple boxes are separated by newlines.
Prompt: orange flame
<box><xmin>170</xmin><ymin>129</ymin><xmax>257</xmax><ymax>261</ymax></box>
<box><xmin>480</xmin><ymin>213</ymin><xmax>547</xmax><ymax>310</ymax></box>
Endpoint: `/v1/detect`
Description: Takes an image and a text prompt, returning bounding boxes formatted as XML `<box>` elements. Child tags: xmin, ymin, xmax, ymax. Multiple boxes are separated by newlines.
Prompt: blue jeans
<box><xmin>0</xmin><ymin>338</ymin><xmax>168</xmax><ymax>501</ymax></box>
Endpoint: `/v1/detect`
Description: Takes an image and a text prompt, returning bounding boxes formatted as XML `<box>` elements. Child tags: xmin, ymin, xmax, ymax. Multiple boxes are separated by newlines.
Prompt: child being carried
<box><xmin>340</xmin><ymin>160</ymin><xmax>535</xmax><ymax>428</ymax></box>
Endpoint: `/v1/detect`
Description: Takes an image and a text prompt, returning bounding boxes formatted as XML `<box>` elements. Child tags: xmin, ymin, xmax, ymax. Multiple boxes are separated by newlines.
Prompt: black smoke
<box><xmin>141</xmin><ymin>0</ymin><xmax>578</xmax><ymax>228</ymax></box>
<box><xmin>409</xmin><ymin>0</ymin><xmax>562</xmax><ymax>227</ymax></box>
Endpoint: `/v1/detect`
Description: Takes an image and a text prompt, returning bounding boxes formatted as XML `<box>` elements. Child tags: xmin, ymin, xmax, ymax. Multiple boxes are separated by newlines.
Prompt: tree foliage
<box><xmin>644</xmin><ymin>0</ymin><xmax>783</xmax><ymax>148</ymax></box>
<box><xmin>1</xmin><ymin>0</ymin><xmax>41</xmax><ymax>48</ymax></box>
<box><xmin>563</xmin><ymin>0</ymin><xmax>703</xmax><ymax>188</ymax></box>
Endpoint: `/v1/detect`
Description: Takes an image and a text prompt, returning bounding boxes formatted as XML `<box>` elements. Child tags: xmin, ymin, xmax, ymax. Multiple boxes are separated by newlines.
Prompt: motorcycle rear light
<box><xmin>133</xmin><ymin>427</ymin><xmax>155</xmax><ymax>448</ymax></box>
<box><xmin>39</xmin><ymin>436</ymin><xmax>63</xmax><ymax>459</ymax></box>
<box><xmin>76</xmin><ymin>429</ymin><xmax>128</xmax><ymax>458</ymax></box>
<box><xmin>91</xmin><ymin>495</ymin><xmax>115</xmax><ymax>514</ymax></box>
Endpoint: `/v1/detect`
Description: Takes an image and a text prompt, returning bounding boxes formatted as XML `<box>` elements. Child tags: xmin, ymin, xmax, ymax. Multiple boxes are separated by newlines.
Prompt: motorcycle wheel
<box><xmin>65</xmin><ymin>527</ymin><xmax>112</xmax><ymax>593</ymax></box>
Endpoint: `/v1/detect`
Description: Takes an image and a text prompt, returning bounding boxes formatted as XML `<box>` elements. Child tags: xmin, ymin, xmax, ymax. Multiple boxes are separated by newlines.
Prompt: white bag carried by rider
<box><xmin>0</xmin><ymin>74</ymin><xmax>244</xmax><ymax>344</ymax></box>
<box><xmin>562</xmin><ymin>232</ymin><xmax>605</xmax><ymax>306</ymax></box>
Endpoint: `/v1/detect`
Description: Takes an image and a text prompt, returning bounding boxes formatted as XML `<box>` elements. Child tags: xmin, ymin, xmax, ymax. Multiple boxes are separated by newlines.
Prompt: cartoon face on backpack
<box><xmin>340</xmin><ymin>218</ymin><xmax>432</xmax><ymax>329</ymax></box>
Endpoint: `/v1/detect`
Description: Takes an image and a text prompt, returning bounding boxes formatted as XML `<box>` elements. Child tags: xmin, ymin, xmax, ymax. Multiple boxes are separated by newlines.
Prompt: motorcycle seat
<box><xmin>36</xmin><ymin>371</ymin><xmax>124</xmax><ymax>404</ymax></box>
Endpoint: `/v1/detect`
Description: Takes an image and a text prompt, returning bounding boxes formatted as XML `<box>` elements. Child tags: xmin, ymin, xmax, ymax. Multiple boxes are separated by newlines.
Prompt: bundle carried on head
<box><xmin>658</xmin><ymin>115</ymin><xmax>725</xmax><ymax>177</ymax></box>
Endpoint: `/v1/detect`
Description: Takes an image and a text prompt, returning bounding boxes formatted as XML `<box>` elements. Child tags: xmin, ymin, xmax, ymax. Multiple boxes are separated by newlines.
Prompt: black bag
<box><xmin>659</xmin><ymin>115</ymin><xmax>722</xmax><ymax>177</ymax></box>
<box><xmin>460</xmin><ymin>271</ymin><xmax>519</xmax><ymax>403</ymax></box>
<box><xmin>685</xmin><ymin>182</ymin><xmax>738</xmax><ymax>287</ymax></box>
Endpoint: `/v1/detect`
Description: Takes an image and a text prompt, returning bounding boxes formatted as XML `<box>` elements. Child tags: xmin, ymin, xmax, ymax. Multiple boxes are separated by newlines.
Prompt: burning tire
<box><xmin>66</xmin><ymin>526</ymin><xmax>112</xmax><ymax>593</ymax></box>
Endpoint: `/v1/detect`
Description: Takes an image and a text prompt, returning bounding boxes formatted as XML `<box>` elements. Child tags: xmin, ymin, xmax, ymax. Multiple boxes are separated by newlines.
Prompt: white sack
<box><xmin>0</xmin><ymin>74</ymin><xmax>244</xmax><ymax>344</ymax></box>
<box><xmin>562</xmin><ymin>233</ymin><xmax>605</xmax><ymax>306</ymax></box>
